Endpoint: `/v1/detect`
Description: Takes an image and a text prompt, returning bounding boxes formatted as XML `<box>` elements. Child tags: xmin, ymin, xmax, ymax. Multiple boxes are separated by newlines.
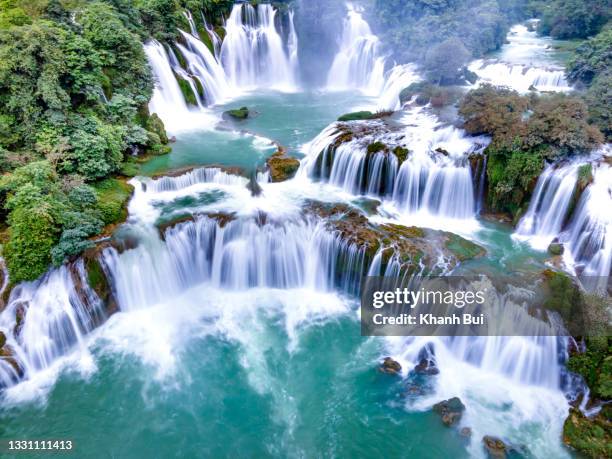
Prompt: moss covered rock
<box><xmin>444</xmin><ymin>233</ymin><xmax>486</xmax><ymax>261</ymax></box>
<box><xmin>337</xmin><ymin>110</ymin><xmax>393</xmax><ymax>122</ymax></box>
<box><xmin>222</xmin><ymin>106</ymin><xmax>250</xmax><ymax>121</ymax></box>
<box><xmin>266</xmin><ymin>150</ymin><xmax>300</xmax><ymax>182</ymax></box>
<box><xmin>92</xmin><ymin>178</ymin><xmax>134</xmax><ymax>227</ymax></box>
<box><xmin>563</xmin><ymin>408</ymin><xmax>612</xmax><ymax>458</ymax></box>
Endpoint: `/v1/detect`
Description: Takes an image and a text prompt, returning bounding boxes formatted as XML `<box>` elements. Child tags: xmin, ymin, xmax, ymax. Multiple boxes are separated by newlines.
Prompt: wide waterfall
<box><xmin>301</xmin><ymin>107</ymin><xmax>487</xmax><ymax>225</ymax></box>
<box><xmin>514</xmin><ymin>163</ymin><xmax>580</xmax><ymax>250</ymax></box>
<box><xmin>220</xmin><ymin>3</ymin><xmax>299</xmax><ymax>91</ymax></box>
<box><xmin>562</xmin><ymin>163</ymin><xmax>612</xmax><ymax>285</ymax></box>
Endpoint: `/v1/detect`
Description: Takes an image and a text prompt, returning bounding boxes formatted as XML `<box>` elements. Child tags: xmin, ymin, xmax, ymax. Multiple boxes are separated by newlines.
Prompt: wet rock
<box><xmin>460</xmin><ymin>427</ymin><xmax>472</xmax><ymax>437</ymax></box>
<box><xmin>13</xmin><ymin>302</ymin><xmax>27</xmax><ymax>338</ymax></box>
<box><xmin>266</xmin><ymin>150</ymin><xmax>300</xmax><ymax>182</ymax></box>
<box><xmin>443</xmin><ymin>232</ymin><xmax>486</xmax><ymax>261</ymax></box>
<box><xmin>222</xmin><ymin>106</ymin><xmax>250</xmax><ymax>120</ymax></box>
<box><xmin>168</xmin><ymin>136</ymin><xmax>177</xmax><ymax>143</ymax></box>
<box><xmin>405</xmin><ymin>383</ymin><xmax>425</xmax><ymax>396</ymax></box>
<box><xmin>0</xmin><ymin>331</ymin><xmax>5</xmax><ymax>348</ymax></box>
<box><xmin>380</xmin><ymin>357</ymin><xmax>402</xmax><ymax>375</ymax></box>
<box><xmin>413</xmin><ymin>358</ymin><xmax>439</xmax><ymax>375</ymax></box>
<box><xmin>432</xmin><ymin>397</ymin><xmax>465</xmax><ymax>426</ymax></box>
<box><xmin>0</xmin><ymin>343</ymin><xmax>23</xmax><ymax>378</ymax></box>
<box><xmin>246</xmin><ymin>174</ymin><xmax>263</xmax><ymax>196</ymax></box>
<box><xmin>482</xmin><ymin>436</ymin><xmax>508</xmax><ymax>458</ymax></box>
<box><xmin>547</xmin><ymin>241</ymin><xmax>564</xmax><ymax>256</ymax></box>
<box><xmin>435</xmin><ymin>147</ymin><xmax>450</xmax><ymax>156</ymax></box>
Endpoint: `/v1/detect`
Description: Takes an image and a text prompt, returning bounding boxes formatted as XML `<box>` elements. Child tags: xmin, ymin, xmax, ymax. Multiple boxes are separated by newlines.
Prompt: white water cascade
<box><xmin>177</xmin><ymin>30</ymin><xmax>231</xmax><ymax>105</ymax></box>
<box><xmin>562</xmin><ymin>163</ymin><xmax>612</xmax><ymax>286</ymax></box>
<box><xmin>301</xmin><ymin>107</ymin><xmax>487</xmax><ymax>225</ymax></box>
<box><xmin>514</xmin><ymin>163</ymin><xmax>580</xmax><ymax>250</ymax></box>
<box><xmin>469</xmin><ymin>24</ymin><xmax>571</xmax><ymax>93</ymax></box>
<box><xmin>0</xmin><ymin>262</ymin><xmax>105</xmax><ymax>388</ymax></box>
<box><xmin>220</xmin><ymin>3</ymin><xmax>299</xmax><ymax>91</ymax></box>
<box><xmin>326</xmin><ymin>3</ymin><xmax>385</xmax><ymax>94</ymax></box>
<box><xmin>144</xmin><ymin>40</ymin><xmax>215</xmax><ymax>133</ymax></box>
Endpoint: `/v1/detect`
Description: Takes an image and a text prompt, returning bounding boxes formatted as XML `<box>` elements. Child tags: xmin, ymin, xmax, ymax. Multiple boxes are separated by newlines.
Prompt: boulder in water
<box><xmin>223</xmin><ymin>106</ymin><xmax>250</xmax><ymax>121</ymax></box>
<box><xmin>432</xmin><ymin>397</ymin><xmax>465</xmax><ymax>426</ymax></box>
<box><xmin>547</xmin><ymin>241</ymin><xmax>564</xmax><ymax>256</ymax></box>
<box><xmin>266</xmin><ymin>150</ymin><xmax>300</xmax><ymax>182</ymax></box>
<box><xmin>380</xmin><ymin>357</ymin><xmax>402</xmax><ymax>374</ymax></box>
<box><xmin>413</xmin><ymin>358</ymin><xmax>439</xmax><ymax>375</ymax></box>
<box><xmin>460</xmin><ymin>427</ymin><xmax>472</xmax><ymax>437</ymax></box>
<box><xmin>482</xmin><ymin>436</ymin><xmax>508</xmax><ymax>458</ymax></box>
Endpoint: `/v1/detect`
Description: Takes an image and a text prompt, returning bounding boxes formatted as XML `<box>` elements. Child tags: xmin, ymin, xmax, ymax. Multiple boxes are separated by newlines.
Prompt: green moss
<box><xmin>366</xmin><ymin>141</ymin><xmax>387</xmax><ymax>155</ymax></box>
<box><xmin>223</xmin><ymin>106</ymin><xmax>249</xmax><ymax>120</ymax></box>
<box><xmin>568</xmin><ymin>336</ymin><xmax>612</xmax><ymax>400</ymax></box>
<box><xmin>92</xmin><ymin>178</ymin><xmax>133</xmax><ymax>226</ymax></box>
<box><xmin>174</xmin><ymin>72</ymin><xmax>198</xmax><ymax>106</ymax></box>
<box><xmin>541</xmin><ymin>269</ymin><xmax>582</xmax><ymax>322</ymax></box>
<box><xmin>381</xmin><ymin>224</ymin><xmax>425</xmax><ymax>238</ymax></box>
<box><xmin>578</xmin><ymin>163</ymin><xmax>594</xmax><ymax>190</ymax></box>
<box><xmin>392</xmin><ymin>146</ymin><xmax>409</xmax><ymax>164</ymax></box>
<box><xmin>85</xmin><ymin>257</ymin><xmax>107</xmax><ymax>297</ymax></box>
<box><xmin>338</xmin><ymin>111</ymin><xmax>374</xmax><ymax>122</ymax></box>
<box><xmin>444</xmin><ymin>233</ymin><xmax>485</xmax><ymax>261</ymax></box>
<box><xmin>563</xmin><ymin>408</ymin><xmax>611</xmax><ymax>458</ymax></box>
<box><xmin>197</xmin><ymin>27</ymin><xmax>215</xmax><ymax>55</ymax></box>
<box><xmin>146</xmin><ymin>113</ymin><xmax>168</xmax><ymax>144</ymax></box>
<box><xmin>170</xmin><ymin>44</ymin><xmax>188</xmax><ymax>70</ymax></box>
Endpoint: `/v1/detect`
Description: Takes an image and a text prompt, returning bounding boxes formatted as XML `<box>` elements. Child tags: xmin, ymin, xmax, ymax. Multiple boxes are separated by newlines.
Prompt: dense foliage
<box><xmin>371</xmin><ymin>0</ymin><xmax>533</xmax><ymax>65</ymax></box>
<box><xmin>538</xmin><ymin>0</ymin><xmax>610</xmax><ymax>39</ymax></box>
<box><xmin>459</xmin><ymin>85</ymin><xmax>604</xmax><ymax>217</ymax></box>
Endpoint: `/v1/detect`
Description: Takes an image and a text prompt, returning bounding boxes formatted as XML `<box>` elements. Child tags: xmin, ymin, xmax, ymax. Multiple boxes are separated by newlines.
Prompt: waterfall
<box><xmin>0</xmin><ymin>262</ymin><xmax>105</xmax><ymax>387</ymax></box>
<box><xmin>144</xmin><ymin>40</ymin><xmax>215</xmax><ymax>133</ymax></box>
<box><xmin>469</xmin><ymin>61</ymin><xmax>571</xmax><ymax>93</ymax></box>
<box><xmin>102</xmin><ymin>216</ymin><xmax>366</xmax><ymax>311</ymax></box>
<box><xmin>469</xmin><ymin>23</ymin><xmax>571</xmax><ymax>93</ymax></box>
<box><xmin>140</xmin><ymin>167</ymin><xmax>247</xmax><ymax>194</ymax></box>
<box><xmin>177</xmin><ymin>31</ymin><xmax>231</xmax><ymax>105</ymax></box>
<box><xmin>514</xmin><ymin>163</ymin><xmax>580</xmax><ymax>250</ymax></box>
<box><xmin>302</xmin><ymin>108</ymin><xmax>488</xmax><ymax>223</ymax></box>
<box><xmin>326</xmin><ymin>3</ymin><xmax>386</xmax><ymax>95</ymax></box>
<box><xmin>220</xmin><ymin>3</ymin><xmax>299</xmax><ymax>91</ymax></box>
<box><xmin>377</xmin><ymin>64</ymin><xmax>420</xmax><ymax>110</ymax></box>
<box><xmin>562</xmin><ymin>163</ymin><xmax>612</xmax><ymax>286</ymax></box>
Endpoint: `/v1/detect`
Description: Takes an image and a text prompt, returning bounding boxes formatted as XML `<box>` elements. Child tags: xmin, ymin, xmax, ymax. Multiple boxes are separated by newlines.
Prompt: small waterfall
<box><xmin>469</xmin><ymin>61</ymin><xmax>571</xmax><ymax>93</ymax></box>
<box><xmin>0</xmin><ymin>262</ymin><xmax>106</xmax><ymax>386</ymax></box>
<box><xmin>220</xmin><ymin>3</ymin><xmax>299</xmax><ymax>91</ymax></box>
<box><xmin>144</xmin><ymin>40</ymin><xmax>215</xmax><ymax>132</ymax></box>
<box><xmin>326</xmin><ymin>3</ymin><xmax>386</xmax><ymax>94</ymax></box>
<box><xmin>562</xmin><ymin>163</ymin><xmax>612</xmax><ymax>285</ymax></box>
<box><xmin>140</xmin><ymin>167</ymin><xmax>247</xmax><ymax>194</ymax></box>
<box><xmin>201</xmin><ymin>13</ymin><xmax>222</xmax><ymax>56</ymax></box>
<box><xmin>515</xmin><ymin>163</ymin><xmax>580</xmax><ymax>250</ymax></box>
<box><xmin>102</xmin><ymin>216</ymin><xmax>367</xmax><ymax>311</ymax></box>
<box><xmin>177</xmin><ymin>31</ymin><xmax>231</xmax><ymax>105</ymax></box>
<box><xmin>377</xmin><ymin>64</ymin><xmax>420</xmax><ymax>110</ymax></box>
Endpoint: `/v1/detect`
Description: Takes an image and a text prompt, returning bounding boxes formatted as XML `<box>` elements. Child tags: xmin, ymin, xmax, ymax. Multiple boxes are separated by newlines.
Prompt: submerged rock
<box><xmin>266</xmin><ymin>150</ymin><xmax>300</xmax><ymax>182</ymax></box>
<box><xmin>432</xmin><ymin>397</ymin><xmax>466</xmax><ymax>426</ymax></box>
<box><xmin>460</xmin><ymin>427</ymin><xmax>472</xmax><ymax>437</ymax></box>
<box><xmin>380</xmin><ymin>357</ymin><xmax>402</xmax><ymax>374</ymax></box>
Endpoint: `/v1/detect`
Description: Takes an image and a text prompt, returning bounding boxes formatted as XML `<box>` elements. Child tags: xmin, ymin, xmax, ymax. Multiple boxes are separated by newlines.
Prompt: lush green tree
<box><xmin>567</xmin><ymin>27</ymin><xmax>612</xmax><ymax>85</ymax></box>
<box><xmin>424</xmin><ymin>37</ymin><xmax>472</xmax><ymax>84</ymax></box>
<box><xmin>539</xmin><ymin>0</ymin><xmax>610</xmax><ymax>39</ymax></box>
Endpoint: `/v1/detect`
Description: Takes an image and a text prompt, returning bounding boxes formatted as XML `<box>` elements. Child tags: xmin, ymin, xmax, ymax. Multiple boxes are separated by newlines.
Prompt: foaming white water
<box><xmin>220</xmin><ymin>3</ymin><xmax>299</xmax><ymax>91</ymax></box>
<box><xmin>514</xmin><ymin>162</ymin><xmax>580</xmax><ymax>250</ymax></box>
<box><xmin>144</xmin><ymin>40</ymin><xmax>215</xmax><ymax>133</ymax></box>
<box><xmin>469</xmin><ymin>60</ymin><xmax>571</xmax><ymax>93</ymax></box>
<box><xmin>301</xmin><ymin>107</ymin><xmax>487</xmax><ymax>228</ymax></box>
<box><xmin>102</xmin><ymin>216</ymin><xmax>366</xmax><ymax>311</ymax></box>
<box><xmin>377</xmin><ymin>64</ymin><xmax>420</xmax><ymax>110</ymax></box>
<box><xmin>0</xmin><ymin>262</ymin><xmax>104</xmax><ymax>389</ymax></box>
<box><xmin>326</xmin><ymin>3</ymin><xmax>385</xmax><ymax>95</ymax></box>
<box><xmin>469</xmin><ymin>24</ymin><xmax>571</xmax><ymax>93</ymax></box>
<box><xmin>178</xmin><ymin>31</ymin><xmax>231</xmax><ymax>105</ymax></box>
<box><xmin>562</xmin><ymin>163</ymin><xmax>612</xmax><ymax>286</ymax></box>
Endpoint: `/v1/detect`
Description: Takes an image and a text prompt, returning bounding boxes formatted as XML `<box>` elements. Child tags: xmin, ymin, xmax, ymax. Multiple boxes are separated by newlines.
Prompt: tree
<box><xmin>424</xmin><ymin>37</ymin><xmax>472</xmax><ymax>84</ymax></box>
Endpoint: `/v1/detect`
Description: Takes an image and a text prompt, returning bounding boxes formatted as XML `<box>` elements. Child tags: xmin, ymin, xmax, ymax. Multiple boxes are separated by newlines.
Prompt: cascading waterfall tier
<box><xmin>144</xmin><ymin>40</ymin><xmax>216</xmax><ymax>132</ymax></box>
<box><xmin>326</xmin><ymin>3</ymin><xmax>385</xmax><ymax>94</ymax></box>
<box><xmin>562</xmin><ymin>163</ymin><xmax>612</xmax><ymax>287</ymax></box>
<box><xmin>220</xmin><ymin>3</ymin><xmax>299</xmax><ymax>91</ymax></box>
<box><xmin>325</xmin><ymin>4</ymin><xmax>420</xmax><ymax>110</ymax></box>
<box><xmin>300</xmin><ymin>107</ymin><xmax>488</xmax><ymax>223</ymax></box>
<box><xmin>469</xmin><ymin>24</ymin><xmax>571</xmax><ymax>93</ymax></box>
<box><xmin>0</xmin><ymin>261</ymin><xmax>107</xmax><ymax>388</ymax></box>
<box><xmin>514</xmin><ymin>162</ymin><xmax>581</xmax><ymax>250</ymax></box>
